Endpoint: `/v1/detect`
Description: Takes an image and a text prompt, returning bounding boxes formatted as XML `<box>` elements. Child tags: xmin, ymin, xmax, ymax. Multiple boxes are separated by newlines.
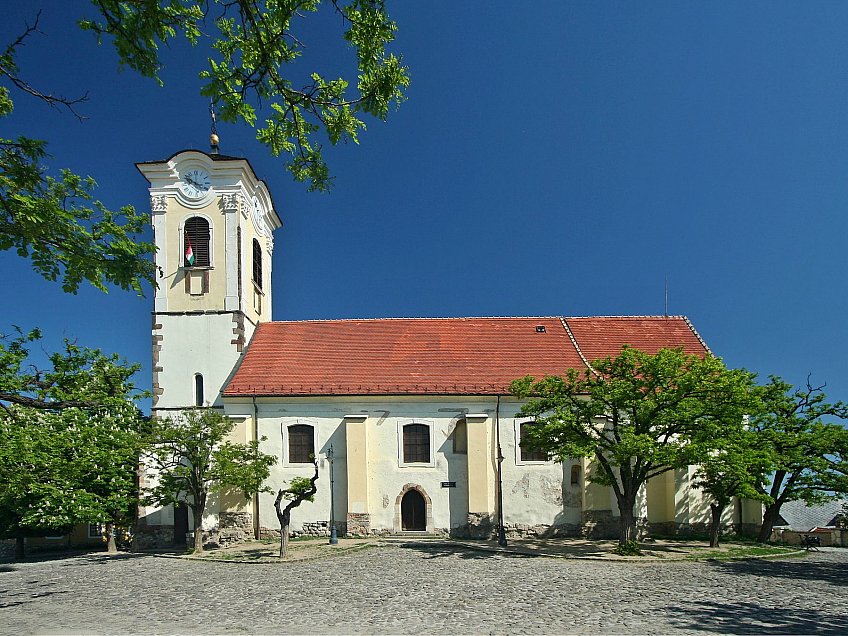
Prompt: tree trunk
<box><xmin>617</xmin><ymin>496</ymin><xmax>638</xmax><ymax>545</ymax></box>
<box><xmin>757</xmin><ymin>502</ymin><xmax>782</xmax><ymax>543</ymax></box>
<box><xmin>279</xmin><ymin>511</ymin><xmax>290</xmax><ymax>559</ymax></box>
<box><xmin>709</xmin><ymin>503</ymin><xmax>725</xmax><ymax>548</ymax></box>
<box><xmin>105</xmin><ymin>521</ymin><xmax>118</xmax><ymax>553</ymax></box>
<box><xmin>192</xmin><ymin>507</ymin><xmax>205</xmax><ymax>553</ymax></box>
<box><xmin>15</xmin><ymin>536</ymin><xmax>25</xmax><ymax>559</ymax></box>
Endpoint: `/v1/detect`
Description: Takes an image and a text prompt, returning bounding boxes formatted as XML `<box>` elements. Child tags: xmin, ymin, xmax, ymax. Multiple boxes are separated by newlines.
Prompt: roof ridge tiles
<box><xmin>260</xmin><ymin>314</ymin><xmax>690</xmax><ymax>326</ymax></box>
<box><xmin>559</xmin><ymin>317</ymin><xmax>599</xmax><ymax>376</ymax></box>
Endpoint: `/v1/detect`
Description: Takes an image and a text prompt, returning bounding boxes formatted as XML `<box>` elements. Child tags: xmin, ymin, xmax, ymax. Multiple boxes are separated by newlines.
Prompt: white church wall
<box><xmin>499</xmin><ymin>401</ymin><xmax>583</xmax><ymax>530</ymax></box>
<box><xmin>155</xmin><ymin>313</ymin><xmax>245</xmax><ymax>409</ymax></box>
<box><xmin>241</xmin><ymin>396</ymin><xmax>588</xmax><ymax>535</ymax></box>
<box><xmin>251</xmin><ymin>399</ymin><xmax>350</xmax><ymax>535</ymax></box>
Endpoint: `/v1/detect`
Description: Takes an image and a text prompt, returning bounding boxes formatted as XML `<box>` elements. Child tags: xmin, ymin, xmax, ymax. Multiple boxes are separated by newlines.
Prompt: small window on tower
<box><xmin>184</xmin><ymin>217</ymin><xmax>211</xmax><ymax>267</ymax></box>
<box><xmin>194</xmin><ymin>374</ymin><xmax>204</xmax><ymax>407</ymax></box>
<box><xmin>252</xmin><ymin>238</ymin><xmax>262</xmax><ymax>290</ymax></box>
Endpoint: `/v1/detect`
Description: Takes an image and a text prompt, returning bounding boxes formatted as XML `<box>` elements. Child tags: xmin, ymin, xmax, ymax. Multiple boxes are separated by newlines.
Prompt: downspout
<box><xmin>252</xmin><ymin>392</ymin><xmax>260</xmax><ymax>540</ymax></box>
<box><xmin>495</xmin><ymin>394</ymin><xmax>507</xmax><ymax>546</ymax></box>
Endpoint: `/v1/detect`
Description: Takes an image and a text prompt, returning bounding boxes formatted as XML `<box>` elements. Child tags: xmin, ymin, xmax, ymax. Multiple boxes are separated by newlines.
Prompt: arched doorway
<box><xmin>401</xmin><ymin>490</ymin><xmax>426</xmax><ymax>531</ymax></box>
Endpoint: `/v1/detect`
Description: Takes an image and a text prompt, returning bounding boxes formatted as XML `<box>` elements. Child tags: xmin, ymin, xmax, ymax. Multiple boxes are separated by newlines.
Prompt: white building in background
<box><xmin>135</xmin><ymin>148</ymin><xmax>761</xmax><ymax>546</ymax></box>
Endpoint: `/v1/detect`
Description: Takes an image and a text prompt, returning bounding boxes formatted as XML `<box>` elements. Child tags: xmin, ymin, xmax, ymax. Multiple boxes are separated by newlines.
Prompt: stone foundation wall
<box><xmin>133</xmin><ymin>527</ymin><xmax>175</xmax><ymax>550</ymax></box>
<box><xmin>504</xmin><ymin>523</ymin><xmax>581</xmax><ymax>539</ymax></box>
<box><xmin>0</xmin><ymin>540</ymin><xmax>16</xmax><ymax>558</ymax></box>
<box><xmin>648</xmin><ymin>521</ymin><xmax>761</xmax><ymax>539</ymax></box>
<box><xmin>581</xmin><ymin>510</ymin><xmax>618</xmax><ymax>539</ymax></box>
<box><xmin>217</xmin><ymin>511</ymin><xmax>253</xmax><ymax>547</ymax></box>
<box><xmin>467</xmin><ymin>512</ymin><xmax>496</xmax><ymax>539</ymax></box>
<box><xmin>346</xmin><ymin>513</ymin><xmax>372</xmax><ymax>536</ymax></box>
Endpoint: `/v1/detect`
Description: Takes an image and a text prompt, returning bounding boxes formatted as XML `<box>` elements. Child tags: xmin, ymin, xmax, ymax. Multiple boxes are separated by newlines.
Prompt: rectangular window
<box><xmin>288</xmin><ymin>425</ymin><xmax>315</xmax><ymax>463</ymax></box>
<box><xmin>520</xmin><ymin>422</ymin><xmax>547</xmax><ymax>462</ymax></box>
<box><xmin>403</xmin><ymin>424</ymin><xmax>430</xmax><ymax>463</ymax></box>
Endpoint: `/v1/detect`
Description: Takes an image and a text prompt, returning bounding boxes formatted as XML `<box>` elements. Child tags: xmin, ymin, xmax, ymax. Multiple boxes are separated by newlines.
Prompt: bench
<box><xmin>801</xmin><ymin>534</ymin><xmax>822</xmax><ymax>551</ymax></box>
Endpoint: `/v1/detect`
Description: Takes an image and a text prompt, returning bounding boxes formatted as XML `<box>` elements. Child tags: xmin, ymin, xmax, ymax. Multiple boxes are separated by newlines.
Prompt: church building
<box><xmin>135</xmin><ymin>148</ymin><xmax>761</xmax><ymax>546</ymax></box>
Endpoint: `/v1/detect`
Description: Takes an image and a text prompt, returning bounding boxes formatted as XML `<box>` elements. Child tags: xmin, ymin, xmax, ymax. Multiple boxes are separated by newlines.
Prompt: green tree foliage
<box><xmin>80</xmin><ymin>0</ymin><xmax>410</xmax><ymax>192</ymax></box>
<box><xmin>274</xmin><ymin>460</ymin><xmax>319</xmax><ymax>558</ymax></box>
<box><xmin>750</xmin><ymin>377</ymin><xmax>848</xmax><ymax>543</ymax></box>
<box><xmin>0</xmin><ymin>14</ymin><xmax>157</xmax><ymax>295</ymax></box>
<box><xmin>143</xmin><ymin>408</ymin><xmax>276</xmax><ymax>553</ymax></box>
<box><xmin>691</xmin><ymin>423</ymin><xmax>771</xmax><ymax>547</ymax></box>
<box><xmin>0</xmin><ymin>332</ymin><xmax>146</xmax><ymax>557</ymax></box>
<box><xmin>1</xmin><ymin>3</ymin><xmax>408</xmax><ymax>295</ymax></box>
<box><xmin>0</xmin><ymin>328</ymin><xmax>142</xmax><ymax>411</ymax></box>
<box><xmin>511</xmin><ymin>346</ymin><xmax>758</xmax><ymax>547</ymax></box>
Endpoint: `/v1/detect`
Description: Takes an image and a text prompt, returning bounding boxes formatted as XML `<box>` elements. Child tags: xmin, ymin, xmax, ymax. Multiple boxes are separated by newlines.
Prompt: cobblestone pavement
<box><xmin>1</xmin><ymin>543</ymin><xmax>847</xmax><ymax>635</ymax></box>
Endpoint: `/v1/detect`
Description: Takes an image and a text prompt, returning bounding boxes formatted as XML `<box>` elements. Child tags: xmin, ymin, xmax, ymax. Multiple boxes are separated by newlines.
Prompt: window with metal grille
<box><xmin>520</xmin><ymin>422</ymin><xmax>547</xmax><ymax>462</ymax></box>
<box><xmin>403</xmin><ymin>424</ymin><xmax>430</xmax><ymax>463</ymax></box>
<box><xmin>288</xmin><ymin>425</ymin><xmax>314</xmax><ymax>463</ymax></box>
<box><xmin>184</xmin><ymin>217</ymin><xmax>210</xmax><ymax>267</ymax></box>
<box><xmin>252</xmin><ymin>238</ymin><xmax>262</xmax><ymax>290</ymax></box>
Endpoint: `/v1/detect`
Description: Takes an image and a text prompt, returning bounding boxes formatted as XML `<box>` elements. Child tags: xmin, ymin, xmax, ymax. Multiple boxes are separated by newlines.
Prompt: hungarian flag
<box><xmin>185</xmin><ymin>234</ymin><xmax>195</xmax><ymax>266</ymax></box>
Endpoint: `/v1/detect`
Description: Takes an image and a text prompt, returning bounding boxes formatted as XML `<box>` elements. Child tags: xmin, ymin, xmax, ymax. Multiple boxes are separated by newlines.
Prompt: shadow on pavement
<box><xmin>394</xmin><ymin>541</ymin><xmax>532</xmax><ymax>560</ymax></box>
<box><xmin>0</xmin><ymin>589</ymin><xmax>70</xmax><ymax>609</ymax></box>
<box><xmin>663</xmin><ymin>600</ymin><xmax>848</xmax><ymax>635</ymax></box>
<box><xmin>707</xmin><ymin>555</ymin><xmax>847</xmax><ymax>587</ymax></box>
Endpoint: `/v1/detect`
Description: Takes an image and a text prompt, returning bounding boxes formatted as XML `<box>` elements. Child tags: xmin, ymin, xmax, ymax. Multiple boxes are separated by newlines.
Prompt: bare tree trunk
<box><xmin>757</xmin><ymin>502</ymin><xmax>782</xmax><ymax>543</ymax></box>
<box><xmin>278</xmin><ymin>510</ymin><xmax>290</xmax><ymax>559</ymax></box>
<box><xmin>709</xmin><ymin>503</ymin><xmax>725</xmax><ymax>548</ymax></box>
<box><xmin>15</xmin><ymin>536</ymin><xmax>25</xmax><ymax>559</ymax></box>
<box><xmin>192</xmin><ymin>507</ymin><xmax>205</xmax><ymax>553</ymax></box>
<box><xmin>274</xmin><ymin>460</ymin><xmax>319</xmax><ymax>559</ymax></box>
<box><xmin>105</xmin><ymin>521</ymin><xmax>117</xmax><ymax>553</ymax></box>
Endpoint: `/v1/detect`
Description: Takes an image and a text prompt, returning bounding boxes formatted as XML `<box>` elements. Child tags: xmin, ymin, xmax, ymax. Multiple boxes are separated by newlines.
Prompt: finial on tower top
<box><xmin>210</xmin><ymin>100</ymin><xmax>219</xmax><ymax>154</ymax></box>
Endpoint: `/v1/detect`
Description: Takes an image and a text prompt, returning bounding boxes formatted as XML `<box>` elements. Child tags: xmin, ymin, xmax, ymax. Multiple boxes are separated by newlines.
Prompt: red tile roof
<box><xmin>223</xmin><ymin>316</ymin><xmax>709</xmax><ymax>397</ymax></box>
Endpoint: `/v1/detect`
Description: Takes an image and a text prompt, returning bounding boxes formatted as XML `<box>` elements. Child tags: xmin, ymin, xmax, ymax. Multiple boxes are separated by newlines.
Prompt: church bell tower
<box><xmin>137</xmin><ymin>148</ymin><xmax>281</xmax><ymax>415</ymax></box>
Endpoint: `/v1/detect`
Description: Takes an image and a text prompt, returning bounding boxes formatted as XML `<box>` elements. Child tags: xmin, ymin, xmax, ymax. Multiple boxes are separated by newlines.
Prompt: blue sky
<box><xmin>2</xmin><ymin>1</ymin><xmax>847</xmax><ymax>408</ymax></box>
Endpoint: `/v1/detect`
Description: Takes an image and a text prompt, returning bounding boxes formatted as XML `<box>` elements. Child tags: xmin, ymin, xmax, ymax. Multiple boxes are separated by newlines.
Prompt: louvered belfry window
<box><xmin>252</xmin><ymin>238</ymin><xmax>263</xmax><ymax>290</ymax></box>
<box><xmin>184</xmin><ymin>217</ymin><xmax>210</xmax><ymax>267</ymax></box>
<box><xmin>288</xmin><ymin>425</ymin><xmax>314</xmax><ymax>463</ymax></box>
<box><xmin>403</xmin><ymin>424</ymin><xmax>430</xmax><ymax>463</ymax></box>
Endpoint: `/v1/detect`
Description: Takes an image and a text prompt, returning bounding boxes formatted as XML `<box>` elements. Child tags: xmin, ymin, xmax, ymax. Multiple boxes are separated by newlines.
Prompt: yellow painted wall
<box><xmin>466</xmin><ymin>416</ymin><xmax>492</xmax><ymax>514</ymax></box>
<box><xmin>346</xmin><ymin>419</ymin><xmax>369</xmax><ymax>513</ymax></box>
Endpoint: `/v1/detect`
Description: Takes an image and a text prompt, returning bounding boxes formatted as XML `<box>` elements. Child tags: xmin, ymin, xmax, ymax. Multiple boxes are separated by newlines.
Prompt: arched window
<box><xmin>571</xmin><ymin>464</ymin><xmax>582</xmax><ymax>486</ymax></box>
<box><xmin>452</xmin><ymin>418</ymin><xmax>467</xmax><ymax>454</ymax></box>
<box><xmin>519</xmin><ymin>422</ymin><xmax>546</xmax><ymax>462</ymax></box>
<box><xmin>403</xmin><ymin>424</ymin><xmax>430</xmax><ymax>463</ymax></box>
<box><xmin>184</xmin><ymin>217</ymin><xmax>210</xmax><ymax>267</ymax></box>
<box><xmin>288</xmin><ymin>424</ymin><xmax>314</xmax><ymax>463</ymax></box>
<box><xmin>194</xmin><ymin>374</ymin><xmax>204</xmax><ymax>407</ymax></box>
<box><xmin>252</xmin><ymin>238</ymin><xmax>262</xmax><ymax>290</ymax></box>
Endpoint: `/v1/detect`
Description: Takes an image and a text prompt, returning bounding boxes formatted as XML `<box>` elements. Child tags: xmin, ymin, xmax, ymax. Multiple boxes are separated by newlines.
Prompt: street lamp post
<box><xmin>496</xmin><ymin>445</ymin><xmax>507</xmax><ymax>547</ymax></box>
<box><xmin>327</xmin><ymin>444</ymin><xmax>338</xmax><ymax>545</ymax></box>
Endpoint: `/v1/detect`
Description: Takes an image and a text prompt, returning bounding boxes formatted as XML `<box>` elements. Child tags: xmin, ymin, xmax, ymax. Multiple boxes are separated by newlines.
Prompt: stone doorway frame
<box><xmin>394</xmin><ymin>484</ymin><xmax>434</xmax><ymax>534</ymax></box>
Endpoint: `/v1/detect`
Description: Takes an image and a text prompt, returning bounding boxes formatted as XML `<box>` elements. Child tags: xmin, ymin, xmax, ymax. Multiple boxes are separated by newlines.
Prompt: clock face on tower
<box><xmin>251</xmin><ymin>196</ymin><xmax>266</xmax><ymax>235</ymax></box>
<box><xmin>179</xmin><ymin>169</ymin><xmax>211</xmax><ymax>199</ymax></box>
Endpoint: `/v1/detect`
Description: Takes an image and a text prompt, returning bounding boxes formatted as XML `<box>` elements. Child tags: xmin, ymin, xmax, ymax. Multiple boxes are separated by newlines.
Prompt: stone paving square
<box><xmin>1</xmin><ymin>542</ymin><xmax>846</xmax><ymax>635</ymax></box>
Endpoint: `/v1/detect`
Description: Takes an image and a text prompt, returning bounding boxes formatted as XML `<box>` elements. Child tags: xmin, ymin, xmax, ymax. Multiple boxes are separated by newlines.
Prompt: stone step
<box><xmin>382</xmin><ymin>532</ymin><xmax>441</xmax><ymax>540</ymax></box>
